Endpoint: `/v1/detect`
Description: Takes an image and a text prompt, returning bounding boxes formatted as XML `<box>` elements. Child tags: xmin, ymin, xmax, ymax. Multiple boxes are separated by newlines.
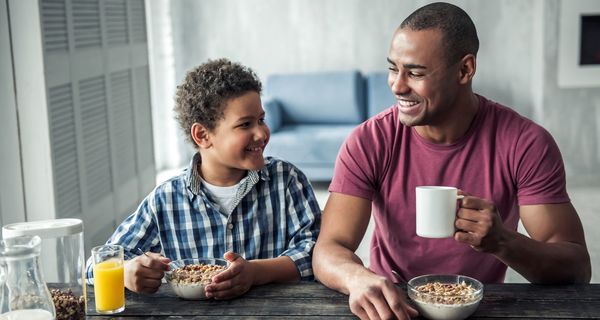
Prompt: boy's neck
<box><xmin>197</xmin><ymin>161</ymin><xmax>246</xmax><ymax>187</ymax></box>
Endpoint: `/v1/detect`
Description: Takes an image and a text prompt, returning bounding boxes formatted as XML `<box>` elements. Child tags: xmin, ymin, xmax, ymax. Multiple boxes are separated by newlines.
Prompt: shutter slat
<box><xmin>79</xmin><ymin>76</ymin><xmax>113</xmax><ymax>205</ymax></box>
<box><xmin>48</xmin><ymin>84</ymin><xmax>82</xmax><ymax>218</ymax></box>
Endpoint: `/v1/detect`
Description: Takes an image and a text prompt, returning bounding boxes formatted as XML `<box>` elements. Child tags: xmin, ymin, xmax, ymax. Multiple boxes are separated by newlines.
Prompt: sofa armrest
<box><xmin>263</xmin><ymin>97</ymin><xmax>282</xmax><ymax>132</ymax></box>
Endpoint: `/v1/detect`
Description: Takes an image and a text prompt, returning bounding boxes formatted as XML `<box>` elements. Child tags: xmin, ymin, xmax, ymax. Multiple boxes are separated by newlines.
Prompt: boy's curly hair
<box><xmin>174</xmin><ymin>58</ymin><xmax>262</xmax><ymax>146</ymax></box>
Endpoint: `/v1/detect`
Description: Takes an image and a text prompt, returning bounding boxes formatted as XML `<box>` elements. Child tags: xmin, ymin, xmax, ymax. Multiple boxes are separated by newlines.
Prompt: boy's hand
<box><xmin>204</xmin><ymin>251</ymin><xmax>256</xmax><ymax>299</ymax></box>
<box><xmin>124</xmin><ymin>252</ymin><xmax>170</xmax><ymax>294</ymax></box>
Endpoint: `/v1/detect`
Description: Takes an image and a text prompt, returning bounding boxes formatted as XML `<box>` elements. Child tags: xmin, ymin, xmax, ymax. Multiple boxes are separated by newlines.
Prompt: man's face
<box><xmin>387</xmin><ymin>28</ymin><xmax>461</xmax><ymax>127</ymax></box>
<box><xmin>204</xmin><ymin>91</ymin><xmax>270</xmax><ymax>175</ymax></box>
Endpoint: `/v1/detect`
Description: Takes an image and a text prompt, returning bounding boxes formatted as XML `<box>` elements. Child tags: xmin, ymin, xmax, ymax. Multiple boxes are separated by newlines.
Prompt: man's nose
<box><xmin>389</xmin><ymin>73</ymin><xmax>410</xmax><ymax>95</ymax></box>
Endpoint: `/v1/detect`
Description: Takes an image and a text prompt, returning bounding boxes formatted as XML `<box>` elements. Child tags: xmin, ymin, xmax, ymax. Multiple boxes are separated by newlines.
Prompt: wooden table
<box><xmin>85</xmin><ymin>282</ymin><xmax>600</xmax><ymax>319</ymax></box>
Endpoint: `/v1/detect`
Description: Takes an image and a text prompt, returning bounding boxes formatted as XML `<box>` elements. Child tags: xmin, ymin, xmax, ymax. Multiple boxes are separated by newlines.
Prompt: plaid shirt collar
<box><xmin>185</xmin><ymin>152</ymin><xmax>270</xmax><ymax>202</ymax></box>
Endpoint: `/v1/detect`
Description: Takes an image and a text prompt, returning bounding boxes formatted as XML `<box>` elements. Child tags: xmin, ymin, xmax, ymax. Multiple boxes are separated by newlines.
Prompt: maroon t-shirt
<box><xmin>329</xmin><ymin>95</ymin><xmax>569</xmax><ymax>283</ymax></box>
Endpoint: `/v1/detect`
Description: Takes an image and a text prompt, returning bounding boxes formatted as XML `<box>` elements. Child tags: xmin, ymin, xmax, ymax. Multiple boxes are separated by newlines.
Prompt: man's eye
<box><xmin>408</xmin><ymin>71</ymin><xmax>424</xmax><ymax>78</ymax></box>
<box><xmin>258</xmin><ymin>118</ymin><xmax>265</xmax><ymax>124</ymax></box>
<box><xmin>388</xmin><ymin>67</ymin><xmax>398</xmax><ymax>73</ymax></box>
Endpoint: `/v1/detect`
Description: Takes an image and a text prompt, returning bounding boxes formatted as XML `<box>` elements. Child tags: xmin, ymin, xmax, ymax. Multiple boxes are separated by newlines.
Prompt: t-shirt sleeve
<box><xmin>329</xmin><ymin>122</ymin><xmax>384</xmax><ymax>200</ymax></box>
<box><xmin>513</xmin><ymin>124</ymin><xmax>570</xmax><ymax>205</ymax></box>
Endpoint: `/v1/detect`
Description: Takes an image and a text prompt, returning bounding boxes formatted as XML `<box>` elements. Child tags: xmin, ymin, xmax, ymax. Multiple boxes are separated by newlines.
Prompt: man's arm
<box><xmin>313</xmin><ymin>192</ymin><xmax>417</xmax><ymax>320</ymax></box>
<box><xmin>507</xmin><ymin>202</ymin><xmax>590</xmax><ymax>283</ymax></box>
<box><xmin>455</xmin><ymin>198</ymin><xmax>591</xmax><ymax>284</ymax></box>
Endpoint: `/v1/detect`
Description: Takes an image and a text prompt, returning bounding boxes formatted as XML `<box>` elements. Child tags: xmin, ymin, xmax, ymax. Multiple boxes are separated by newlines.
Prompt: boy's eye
<box><xmin>239</xmin><ymin>122</ymin><xmax>250</xmax><ymax>128</ymax></box>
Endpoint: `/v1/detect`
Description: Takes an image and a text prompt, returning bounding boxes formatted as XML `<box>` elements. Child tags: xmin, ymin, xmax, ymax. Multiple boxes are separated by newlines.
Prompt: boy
<box><xmin>85</xmin><ymin>58</ymin><xmax>321</xmax><ymax>299</ymax></box>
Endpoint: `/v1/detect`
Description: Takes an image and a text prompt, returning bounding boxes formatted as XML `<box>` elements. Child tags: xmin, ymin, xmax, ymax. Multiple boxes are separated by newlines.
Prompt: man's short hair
<box><xmin>400</xmin><ymin>2</ymin><xmax>479</xmax><ymax>65</ymax></box>
<box><xmin>174</xmin><ymin>58</ymin><xmax>262</xmax><ymax>146</ymax></box>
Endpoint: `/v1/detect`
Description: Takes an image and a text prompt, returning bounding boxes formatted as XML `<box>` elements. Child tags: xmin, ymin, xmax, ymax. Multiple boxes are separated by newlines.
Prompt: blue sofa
<box><xmin>263</xmin><ymin>70</ymin><xmax>395</xmax><ymax>182</ymax></box>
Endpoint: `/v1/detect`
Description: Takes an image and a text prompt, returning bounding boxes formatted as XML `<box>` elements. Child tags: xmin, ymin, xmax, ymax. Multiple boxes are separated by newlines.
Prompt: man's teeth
<box><xmin>246</xmin><ymin>147</ymin><xmax>262</xmax><ymax>151</ymax></box>
<box><xmin>398</xmin><ymin>100</ymin><xmax>419</xmax><ymax>107</ymax></box>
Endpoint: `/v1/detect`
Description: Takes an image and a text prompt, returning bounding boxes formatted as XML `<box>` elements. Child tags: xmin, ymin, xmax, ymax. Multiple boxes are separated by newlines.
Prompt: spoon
<box><xmin>391</xmin><ymin>270</ymin><xmax>407</xmax><ymax>286</ymax></box>
<box><xmin>136</xmin><ymin>248</ymin><xmax>150</xmax><ymax>257</ymax></box>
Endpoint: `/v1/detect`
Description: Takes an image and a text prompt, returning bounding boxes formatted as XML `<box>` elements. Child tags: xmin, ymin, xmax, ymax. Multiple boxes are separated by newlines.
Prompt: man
<box><xmin>312</xmin><ymin>2</ymin><xmax>591</xmax><ymax>320</ymax></box>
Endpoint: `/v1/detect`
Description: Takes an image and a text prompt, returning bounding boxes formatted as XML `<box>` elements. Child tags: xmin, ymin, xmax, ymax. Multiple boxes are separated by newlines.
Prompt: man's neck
<box><xmin>414</xmin><ymin>93</ymin><xmax>480</xmax><ymax>144</ymax></box>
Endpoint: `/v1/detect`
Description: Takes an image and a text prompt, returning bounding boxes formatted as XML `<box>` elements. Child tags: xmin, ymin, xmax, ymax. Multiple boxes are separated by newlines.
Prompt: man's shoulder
<box><xmin>348</xmin><ymin>106</ymin><xmax>399</xmax><ymax>141</ymax></box>
<box><xmin>363</xmin><ymin>106</ymin><xmax>397</xmax><ymax>128</ymax></box>
<box><xmin>480</xmin><ymin>96</ymin><xmax>544</xmax><ymax>133</ymax></box>
<box><xmin>478</xmin><ymin>96</ymin><xmax>555</xmax><ymax>154</ymax></box>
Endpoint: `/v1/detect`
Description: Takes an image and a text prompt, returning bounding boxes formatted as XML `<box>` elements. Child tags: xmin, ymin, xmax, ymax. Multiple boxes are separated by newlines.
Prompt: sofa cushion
<box><xmin>366</xmin><ymin>72</ymin><xmax>397</xmax><ymax>117</ymax></box>
<box><xmin>263</xmin><ymin>97</ymin><xmax>282</xmax><ymax>132</ymax></box>
<box><xmin>265</xmin><ymin>124</ymin><xmax>355</xmax><ymax>165</ymax></box>
<box><xmin>266</xmin><ymin>70</ymin><xmax>366</xmax><ymax>124</ymax></box>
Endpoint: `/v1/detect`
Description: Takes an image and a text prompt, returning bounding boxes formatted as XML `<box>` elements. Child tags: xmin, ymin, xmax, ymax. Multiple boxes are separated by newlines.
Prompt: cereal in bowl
<box><xmin>412</xmin><ymin>281</ymin><xmax>478</xmax><ymax>305</ymax></box>
<box><xmin>170</xmin><ymin>263</ymin><xmax>226</xmax><ymax>286</ymax></box>
<box><xmin>407</xmin><ymin>275</ymin><xmax>483</xmax><ymax>320</ymax></box>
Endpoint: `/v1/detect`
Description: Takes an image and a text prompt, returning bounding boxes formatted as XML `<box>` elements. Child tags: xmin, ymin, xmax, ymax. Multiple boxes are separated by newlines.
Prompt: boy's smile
<box><xmin>198</xmin><ymin>91</ymin><xmax>270</xmax><ymax>186</ymax></box>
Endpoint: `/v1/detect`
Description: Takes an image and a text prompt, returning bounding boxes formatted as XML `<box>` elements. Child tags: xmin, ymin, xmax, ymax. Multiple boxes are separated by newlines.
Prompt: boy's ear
<box><xmin>191</xmin><ymin>123</ymin><xmax>212</xmax><ymax>149</ymax></box>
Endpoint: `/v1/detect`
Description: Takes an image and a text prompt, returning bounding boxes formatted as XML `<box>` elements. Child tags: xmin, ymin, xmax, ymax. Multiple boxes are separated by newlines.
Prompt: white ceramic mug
<box><xmin>416</xmin><ymin>186</ymin><xmax>464</xmax><ymax>238</ymax></box>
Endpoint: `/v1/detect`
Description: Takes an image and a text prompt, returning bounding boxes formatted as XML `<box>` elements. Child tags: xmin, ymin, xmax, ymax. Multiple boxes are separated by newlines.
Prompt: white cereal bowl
<box><xmin>407</xmin><ymin>274</ymin><xmax>483</xmax><ymax>320</ymax></box>
<box><xmin>165</xmin><ymin>258</ymin><xmax>228</xmax><ymax>300</ymax></box>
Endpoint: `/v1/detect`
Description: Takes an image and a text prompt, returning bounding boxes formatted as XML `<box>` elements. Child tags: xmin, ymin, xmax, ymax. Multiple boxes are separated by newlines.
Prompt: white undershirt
<box><xmin>200</xmin><ymin>177</ymin><xmax>245</xmax><ymax>214</ymax></box>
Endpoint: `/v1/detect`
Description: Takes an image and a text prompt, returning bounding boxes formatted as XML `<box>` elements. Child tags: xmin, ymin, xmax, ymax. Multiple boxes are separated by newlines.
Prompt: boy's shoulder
<box><xmin>262</xmin><ymin>156</ymin><xmax>307</xmax><ymax>181</ymax></box>
<box><xmin>149</xmin><ymin>170</ymin><xmax>189</xmax><ymax>198</ymax></box>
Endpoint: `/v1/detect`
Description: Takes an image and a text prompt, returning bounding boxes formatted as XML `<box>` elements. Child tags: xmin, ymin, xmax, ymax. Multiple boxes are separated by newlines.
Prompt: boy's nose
<box><xmin>254</xmin><ymin>125</ymin><xmax>269</xmax><ymax>141</ymax></box>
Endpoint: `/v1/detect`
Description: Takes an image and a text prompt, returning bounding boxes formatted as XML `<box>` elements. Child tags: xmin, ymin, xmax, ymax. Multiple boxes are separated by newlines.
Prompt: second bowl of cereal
<box><xmin>407</xmin><ymin>274</ymin><xmax>483</xmax><ymax>320</ymax></box>
<box><xmin>165</xmin><ymin>258</ymin><xmax>228</xmax><ymax>300</ymax></box>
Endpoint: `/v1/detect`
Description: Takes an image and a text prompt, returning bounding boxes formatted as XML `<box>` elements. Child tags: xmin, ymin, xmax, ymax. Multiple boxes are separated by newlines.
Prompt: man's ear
<box><xmin>458</xmin><ymin>54</ymin><xmax>476</xmax><ymax>85</ymax></box>
<box><xmin>191</xmin><ymin>123</ymin><xmax>212</xmax><ymax>149</ymax></box>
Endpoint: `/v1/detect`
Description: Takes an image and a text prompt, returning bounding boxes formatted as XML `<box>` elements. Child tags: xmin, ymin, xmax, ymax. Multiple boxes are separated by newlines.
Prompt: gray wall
<box><xmin>163</xmin><ymin>0</ymin><xmax>600</xmax><ymax>184</ymax></box>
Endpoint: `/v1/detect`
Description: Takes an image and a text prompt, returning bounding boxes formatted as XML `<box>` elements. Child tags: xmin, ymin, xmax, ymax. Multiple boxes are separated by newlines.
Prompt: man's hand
<box><xmin>454</xmin><ymin>193</ymin><xmax>509</xmax><ymax>253</ymax></box>
<box><xmin>205</xmin><ymin>251</ymin><xmax>256</xmax><ymax>299</ymax></box>
<box><xmin>124</xmin><ymin>252</ymin><xmax>170</xmax><ymax>294</ymax></box>
<box><xmin>347</xmin><ymin>272</ymin><xmax>418</xmax><ymax>320</ymax></box>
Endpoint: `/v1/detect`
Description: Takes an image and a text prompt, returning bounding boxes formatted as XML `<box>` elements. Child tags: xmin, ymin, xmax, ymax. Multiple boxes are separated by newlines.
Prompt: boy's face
<box><xmin>201</xmin><ymin>91</ymin><xmax>270</xmax><ymax>181</ymax></box>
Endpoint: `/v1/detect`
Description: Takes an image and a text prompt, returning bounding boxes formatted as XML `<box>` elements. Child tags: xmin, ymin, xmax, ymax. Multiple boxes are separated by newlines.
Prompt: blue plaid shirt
<box><xmin>85</xmin><ymin>154</ymin><xmax>321</xmax><ymax>282</ymax></box>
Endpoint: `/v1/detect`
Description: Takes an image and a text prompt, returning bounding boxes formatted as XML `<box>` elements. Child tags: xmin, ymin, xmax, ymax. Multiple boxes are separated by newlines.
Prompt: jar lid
<box><xmin>2</xmin><ymin>218</ymin><xmax>83</xmax><ymax>239</ymax></box>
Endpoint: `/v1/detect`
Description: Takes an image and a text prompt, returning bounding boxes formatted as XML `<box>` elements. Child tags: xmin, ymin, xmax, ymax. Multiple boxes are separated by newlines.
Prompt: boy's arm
<box><xmin>248</xmin><ymin>256</ymin><xmax>299</xmax><ymax>284</ymax></box>
<box><xmin>85</xmin><ymin>194</ymin><xmax>162</xmax><ymax>284</ymax></box>
<box><xmin>279</xmin><ymin>166</ymin><xmax>322</xmax><ymax>280</ymax></box>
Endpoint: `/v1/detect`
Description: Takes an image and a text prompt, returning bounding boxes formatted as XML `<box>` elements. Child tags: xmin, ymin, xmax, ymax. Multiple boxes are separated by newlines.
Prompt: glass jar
<box><xmin>2</xmin><ymin>219</ymin><xmax>85</xmax><ymax>319</ymax></box>
<box><xmin>0</xmin><ymin>235</ymin><xmax>56</xmax><ymax>319</ymax></box>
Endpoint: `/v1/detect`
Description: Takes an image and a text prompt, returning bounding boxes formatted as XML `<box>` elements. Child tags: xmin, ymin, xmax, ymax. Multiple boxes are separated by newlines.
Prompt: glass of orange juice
<box><xmin>91</xmin><ymin>244</ymin><xmax>125</xmax><ymax>314</ymax></box>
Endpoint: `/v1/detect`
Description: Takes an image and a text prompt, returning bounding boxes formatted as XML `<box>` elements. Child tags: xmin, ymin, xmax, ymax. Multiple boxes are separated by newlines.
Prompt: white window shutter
<box><xmin>9</xmin><ymin>0</ymin><xmax>155</xmax><ymax>253</ymax></box>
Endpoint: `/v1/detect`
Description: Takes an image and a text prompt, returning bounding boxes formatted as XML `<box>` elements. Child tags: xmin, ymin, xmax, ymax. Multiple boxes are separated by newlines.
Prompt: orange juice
<box><xmin>93</xmin><ymin>259</ymin><xmax>125</xmax><ymax>312</ymax></box>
